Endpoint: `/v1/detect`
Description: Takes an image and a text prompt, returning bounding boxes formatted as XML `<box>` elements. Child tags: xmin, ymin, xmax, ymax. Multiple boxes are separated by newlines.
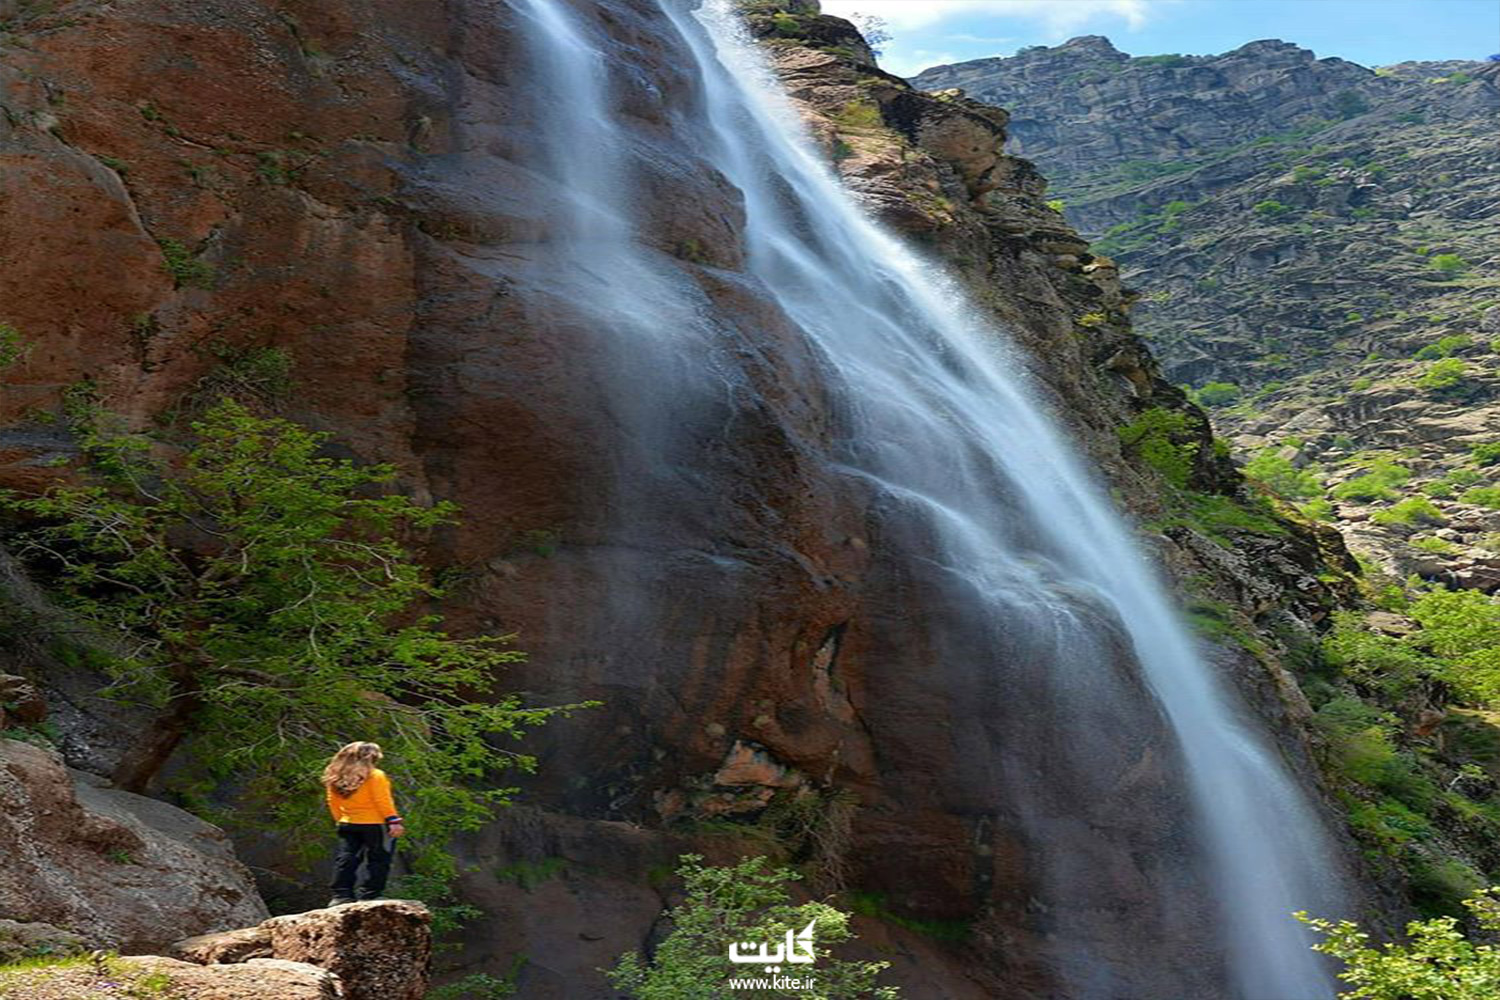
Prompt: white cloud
<box><xmin>822</xmin><ymin>0</ymin><xmax>1159</xmax><ymax>36</ymax></box>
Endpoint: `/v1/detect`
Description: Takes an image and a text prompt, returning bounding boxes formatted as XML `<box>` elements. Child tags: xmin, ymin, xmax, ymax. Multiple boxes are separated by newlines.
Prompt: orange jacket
<box><xmin>325</xmin><ymin>768</ymin><xmax>400</xmax><ymax>825</ymax></box>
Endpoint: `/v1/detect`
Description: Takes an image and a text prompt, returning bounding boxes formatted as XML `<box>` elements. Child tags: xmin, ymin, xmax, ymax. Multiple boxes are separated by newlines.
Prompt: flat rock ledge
<box><xmin>0</xmin><ymin>901</ymin><xmax>430</xmax><ymax>1000</ymax></box>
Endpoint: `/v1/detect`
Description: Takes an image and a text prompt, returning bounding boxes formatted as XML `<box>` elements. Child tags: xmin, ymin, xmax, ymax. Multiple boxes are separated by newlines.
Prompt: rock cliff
<box><xmin>916</xmin><ymin>38</ymin><xmax>1500</xmax><ymax>598</ymax></box>
<box><xmin>0</xmin><ymin>1</ymin><xmax>1388</xmax><ymax>996</ymax></box>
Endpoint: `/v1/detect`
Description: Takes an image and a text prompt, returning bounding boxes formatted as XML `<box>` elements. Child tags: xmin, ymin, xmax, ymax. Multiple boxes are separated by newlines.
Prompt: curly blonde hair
<box><xmin>321</xmin><ymin>741</ymin><xmax>383</xmax><ymax>797</ymax></box>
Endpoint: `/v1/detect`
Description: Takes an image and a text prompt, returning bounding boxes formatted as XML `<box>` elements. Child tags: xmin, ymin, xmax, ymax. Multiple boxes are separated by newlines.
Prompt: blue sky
<box><xmin>820</xmin><ymin>0</ymin><xmax>1500</xmax><ymax>77</ymax></box>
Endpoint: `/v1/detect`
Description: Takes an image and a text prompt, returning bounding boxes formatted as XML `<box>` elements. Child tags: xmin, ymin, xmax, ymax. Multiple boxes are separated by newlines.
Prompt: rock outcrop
<box><xmin>170</xmin><ymin>901</ymin><xmax>432</xmax><ymax>1000</ymax></box>
<box><xmin>913</xmin><ymin>39</ymin><xmax>1500</xmax><ymax>588</ymax></box>
<box><xmin>0</xmin><ymin>901</ymin><xmax>429</xmax><ymax>1000</ymax></box>
<box><xmin>0</xmin><ymin>738</ymin><xmax>267</xmax><ymax>953</ymax></box>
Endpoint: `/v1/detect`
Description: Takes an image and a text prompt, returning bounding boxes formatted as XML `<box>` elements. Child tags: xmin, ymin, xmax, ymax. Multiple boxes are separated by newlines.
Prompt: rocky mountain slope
<box><xmin>916</xmin><ymin>39</ymin><xmax>1500</xmax><ymax>590</ymax></box>
<box><xmin>0</xmin><ymin>1</ymin><xmax>1462</xmax><ymax>996</ymax></box>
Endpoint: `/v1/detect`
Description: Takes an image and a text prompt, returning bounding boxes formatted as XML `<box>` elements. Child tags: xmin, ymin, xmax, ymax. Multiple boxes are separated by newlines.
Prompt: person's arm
<box><xmin>325</xmin><ymin>783</ymin><xmax>341</xmax><ymax>823</ymax></box>
<box><xmin>371</xmin><ymin>771</ymin><xmax>404</xmax><ymax>837</ymax></box>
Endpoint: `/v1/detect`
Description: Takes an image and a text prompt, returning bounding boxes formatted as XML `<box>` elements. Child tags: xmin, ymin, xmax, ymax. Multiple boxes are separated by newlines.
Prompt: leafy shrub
<box><xmin>1244</xmin><ymin>448</ymin><xmax>1323</xmax><ymax>499</ymax></box>
<box><xmin>1414</xmin><ymin>334</ymin><xmax>1471</xmax><ymax>360</ymax></box>
<box><xmin>1470</xmin><ymin>442</ymin><xmax>1500</xmax><ymax>466</ymax></box>
<box><xmin>608</xmin><ymin>855</ymin><xmax>899</xmax><ymax>999</ymax></box>
<box><xmin>833</xmin><ymin>101</ymin><xmax>882</xmax><ymax>130</ymax></box>
<box><xmin>1415</xmin><ymin>357</ymin><xmax>1468</xmax><ymax>394</ymax></box>
<box><xmin>157</xmin><ymin>237</ymin><xmax>216</xmax><ymax>290</ymax></box>
<box><xmin>1299</xmin><ymin>888</ymin><xmax>1500</xmax><ymax>997</ymax></box>
<box><xmin>1253</xmin><ymin>199</ymin><xmax>1292</xmax><ymax>217</ymax></box>
<box><xmin>1461</xmin><ymin>486</ymin><xmax>1500</xmax><ymax>509</ymax></box>
<box><xmin>1193</xmin><ymin>381</ymin><xmax>1241</xmax><ymax>407</ymax></box>
<box><xmin>1333</xmin><ymin>460</ymin><xmax>1411</xmax><ymax>502</ymax></box>
<box><xmin>1411</xmin><ymin>535</ymin><xmax>1458</xmax><ymax>555</ymax></box>
<box><xmin>1408</xmin><ymin>587</ymin><xmax>1500</xmax><ymax>705</ymax></box>
<box><xmin>1429</xmin><ymin>253</ymin><xmax>1470</xmax><ymax>276</ymax></box>
<box><xmin>1372</xmin><ymin>497</ymin><xmax>1447</xmax><ymax>527</ymax></box>
<box><xmin>0</xmin><ymin>323</ymin><xmax>28</xmax><ymax>371</ymax></box>
<box><xmin>1117</xmin><ymin>408</ymin><xmax>1197</xmax><ymax>487</ymax></box>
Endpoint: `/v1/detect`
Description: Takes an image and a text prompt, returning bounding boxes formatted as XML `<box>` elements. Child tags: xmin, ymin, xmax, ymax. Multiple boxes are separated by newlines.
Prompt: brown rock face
<box><xmin>0</xmin><ymin>739</ymin><xmax>267</xmax><ymax>952</ymax></box>
<box><xmin>0</xmin><ymin>1</ymin><xmax>1368</xmax><ymax>997</ymax></box>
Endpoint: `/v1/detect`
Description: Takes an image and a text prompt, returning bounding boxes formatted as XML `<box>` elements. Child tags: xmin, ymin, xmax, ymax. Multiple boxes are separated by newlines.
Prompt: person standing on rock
<box><xmin>322</xmin><ymin>741</ymin><xmax>405</xmax><ymax>906</ymax></box>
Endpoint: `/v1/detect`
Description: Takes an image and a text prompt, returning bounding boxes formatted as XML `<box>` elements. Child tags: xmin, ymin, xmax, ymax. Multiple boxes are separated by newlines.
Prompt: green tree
<box><xmin>1245</xmin><ymin>448</ymin><xmax>1323</xmax><ymax>499</ymax></box>
<box><xmin>1297</xmin><ymin>889</ymin><xmax>1500</xmax><ymax>999</ymax></box>
<box><xmin>608</xmin><ymin>855</ymin><xmax>899</xmax><ymax>999</ymax></box>
<box><xmin>0</xmin><ymin>398</ymin><xmax>581</xmax><ymax>876</ymax></box>
<box><xmin>1193</xmin><ymin>382</ymin><xmax>1241</xmax><ymax>408</ymax></box>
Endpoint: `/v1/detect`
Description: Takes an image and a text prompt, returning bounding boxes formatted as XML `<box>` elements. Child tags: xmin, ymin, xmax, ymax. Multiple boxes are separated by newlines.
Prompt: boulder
<box><xmin>0</xmin><ymin>674</ymin><xmax>47</xmax><ymax>729</ymax></box>
<box><xmin>169</xmin><ymin>925</ymin><xmax>274</xmax><ymax>964</ymax></box>
<box><xmin>0</xmin><ymin>918</ymin><xmax>86</xmax><ymax>963</ymax></box>
<box><xmin>0</xmin><ymin>739</ymin><xmax>267</xmax><ymax>951</ymax></box>
<box><xmin>261</xmin><ymin>901</ymin><xmax>431</xmax><ymax>1000</ymax></box>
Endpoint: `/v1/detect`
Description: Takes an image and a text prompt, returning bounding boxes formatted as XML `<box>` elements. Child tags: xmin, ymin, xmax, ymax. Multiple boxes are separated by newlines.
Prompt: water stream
<box><xmin>510</xmin><ymin>0</ymin><xmax>1344</xmax><ymax>994</ymax></box>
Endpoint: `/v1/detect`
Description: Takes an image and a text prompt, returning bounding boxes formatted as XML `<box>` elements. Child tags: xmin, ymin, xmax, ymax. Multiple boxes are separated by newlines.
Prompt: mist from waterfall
<box><xmin>510</xmin><ymin>0</ymin><xmax>1345</xmax><ymax>995</ymax></box>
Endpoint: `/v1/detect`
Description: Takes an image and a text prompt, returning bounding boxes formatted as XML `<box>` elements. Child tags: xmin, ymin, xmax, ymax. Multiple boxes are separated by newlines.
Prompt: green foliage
<box><xmin>1371</xmin><ymin>498</ymin><xmax>1447</xmax><ymax>527</ymax></box>
<box><xmin>1415</xmin><ymin>335</ymin><xmax>1471</xmax><ymax>360</ymax></box>
<box><xmin>1321</xmin><ymin>613</ymin><xmax>1443</xmax><ymax>701</ymax></box>
<box><xmin>157</xmin><ymin>237</ymin><xmax>216</xmax><ymax>290</ymax></box>
<box><xmin>1117</xmin><ymin>407</ymin><xmax>1197</xmax><ymax>488</ymax></box>
<box><xmin>1045</xmin><ymin>198</ymin><xmax>1066</xmax><ymax>212</ymax></box>
<box><xmin>607</xmin><ymin>855</ymin><xmax>899</xmax><ymax>999</ymax></box>
<box><xmin>1429</xmin><ymin>253</ymin><xmax>1470</xmax><ymax>276</ymax></box>
<box><xmin>1471</xmin><ymin>443</ymin><xmax>1500</xmax><ymax>467</ymax></box>
<box><xmin>1244</xmin><ymin>448</ymin><xmax>1323</xmax><ymax>499</ymax></box>
<box><xmin>1297</xmin><ymin>889</ymin><xmax>1500</xmax><ymax>999</ymax></box>
<box><xmin>190</xmin><ymin>342</ymin><xmax>294</xmax><ymax>408</ymax></box>
<box><xmin>1460</xmin><ymin>486</ymin><xmax>1500</xmax><ymax>509</ymax></box>
<box><xmin>1407</xmin><ymin>588</ymin><xmax>1500</xmax><ymax>706</ymax></box>
<box><xmin>1333</xmin><ymin>460</ymin><xmax>1411</xmax><ymax>502</ymax></box>
<box><xmin>1192</xmin><ymin>381</ymin><xmax>1241</xmax><ymax>408</ymax></box>
<box><xmin>1412</xmin><ymin>536</ymin><xmax>1459</xmax><ymax>555</ymax></box>
<box><xmin>1131</xmin><ymin>53</ymin><xmax>1189</xmax><ymax>67</ymax></box>
<box><xmin>0</xmin><ymin>399</ymin><xmax>588</xmax><ymax>880</ymax></box>
<box><xmin>832</xmin><ymin>101</ymin><xmax>882</xmax><ymax>131</ymax></box>
<box><xmin>1254</xmin><ymin>199</ymin><xmax>1292</xmax><ymax>217</ymax></box>
<box><xmin>1416</xmin><ymin>357</ymin><xmax>1469</xmax><ymax>393</ymax></box>
<box><xmin>0</xmin><ymin>323</ymin><xmax>29</xmax><ymax>371</ymax></box>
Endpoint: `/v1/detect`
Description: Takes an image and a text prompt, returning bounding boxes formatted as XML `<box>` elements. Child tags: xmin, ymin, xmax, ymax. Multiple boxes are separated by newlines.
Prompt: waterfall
<box><xmin>508</xmin><ymin>0</ymin><xmax>1344</xmax><ymax>995</ymax></box>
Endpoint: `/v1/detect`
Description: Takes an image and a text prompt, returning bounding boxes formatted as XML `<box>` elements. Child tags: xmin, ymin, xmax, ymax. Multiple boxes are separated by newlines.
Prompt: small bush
<box><xmin>1244</xmin><ymin>448</ymin><xmax>1323</xmax><ymax>499</ymax></box>
<box><xmin>157</xmin><ymin>237</ymin><xmax>216</xmax><ymax>290</ymax></box>
<box><xmin>1461</xmin><ymin>486</ymin><xmax>1500</xmax><ymax>509</ymax></box>
<box><xmin>1416</xmin><ymin>357</ymin><xmax>1468</xmax><ymax>394</ymax></box>
<box><xmin>1470</xmin><ymin>442</ymin><xmax>1500</xmax><ymax>466</ymax></box>
<box><xmin>1414</xmin><ymin>334</ymin><xmax>1471</xmax><ymax>360</ymax></box>
<box><xmin>1117</xmin><ymin>408</ymin><xmax>1197</xmax><ymax>487</ymax></box>
<box><xmin>833</xmin><ymin>101</ymin><xmax>882</xmax><ymax>130</ymax></box>
<box><xmin>1371</xmin><ymin>497</ymin><xmax>1447</xmax><ymax>527</ymax></box>
<box><xmin>1333</xmin><ymin>460</ymin><xmax>1411</xmax><ymax>502</ymax></box>
<box><xmin>1412</xmin><ymin>535</ymin><xmax>1458</xmax><ymax>555</ymax></box>
<box><xmin>1429</xmin><ymin>253</ymin><xmax>1469</xmax><ymax>276</ymax></box>
<box><xmin>1253</xmin><ymin>199</ymin><xmax>1292</xmax><ymax>217</ymax></box>
<box><xmin>0</xmin><ymin>323</ymin><xmax>29</xmax><ymax>371</ymax></box>
<box><xmin>1193</xmin><ymin>382</ymin><xmax>1241</xmax><ymax>407</ymax></box>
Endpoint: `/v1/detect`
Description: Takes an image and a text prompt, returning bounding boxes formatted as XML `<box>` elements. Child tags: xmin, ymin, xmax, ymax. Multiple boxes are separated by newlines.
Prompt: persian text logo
<box><xmin>728</xmin><ymin>919</ymin><xmax>817</xmax><ymax>972</ymax></box>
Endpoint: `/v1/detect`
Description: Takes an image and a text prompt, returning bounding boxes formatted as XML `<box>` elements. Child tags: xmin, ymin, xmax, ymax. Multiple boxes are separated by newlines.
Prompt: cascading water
<box><xmin>509</xmin><ymin>0</ymin><xmax>1345</xmax><ymax>995</ymax></box>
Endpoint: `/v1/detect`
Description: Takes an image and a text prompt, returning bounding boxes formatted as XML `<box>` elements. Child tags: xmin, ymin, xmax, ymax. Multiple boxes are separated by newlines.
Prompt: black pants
<box><xmin>330</xmin><ymin>823</ymin><xmax>394</xmax><ymax>900</ymax></box>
